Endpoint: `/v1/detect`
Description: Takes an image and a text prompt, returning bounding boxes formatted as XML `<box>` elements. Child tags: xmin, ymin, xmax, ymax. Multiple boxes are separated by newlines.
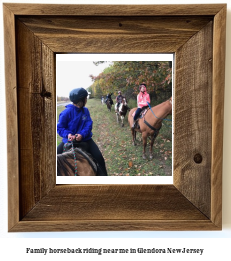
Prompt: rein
<box><xmin>71</xmin><ymin>141</ymin><xmax>78</xmax><ymax>176</ymax></box>
<box><xmin>64</xmin><ymin>139</ymin><xmax>78</xmax><ymax>176</ymax></box>
<box><xmin>147</xmin><ymin>101</ymin><xmax>172</xmax><ymax>122</ymax></box>
<box><xmin>63</xmin><ymin>138</ymin><xmax>98</xmax><ymax>176</ymax></box>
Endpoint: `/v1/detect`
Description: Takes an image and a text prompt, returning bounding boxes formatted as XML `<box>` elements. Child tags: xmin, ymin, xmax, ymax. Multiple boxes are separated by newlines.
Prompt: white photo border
<box><xmin>56</xmin><ymin>54</ymin><xmax>174</xmax><ymax>184</ymax></box>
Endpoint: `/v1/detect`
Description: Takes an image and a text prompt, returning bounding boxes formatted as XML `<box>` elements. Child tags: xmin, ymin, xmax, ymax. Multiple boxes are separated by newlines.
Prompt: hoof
<box><xmin>149</xmin><ymin>154</ymin><xmax>153</xmax><ymax>159</ymax></box>
<box><xmin>133</xmin><ymin>142</ymin><xmax>136</xmax><ymax>146</ymax></box>
<box><xmin>121</xmin><ymin>124</ymin><xmax>124</xmax><ymax>127</ymax></box>
<box><xmin>142</xmin><ymin>154</ymin><xmax>147</xmax><ymax>159</ymax></box>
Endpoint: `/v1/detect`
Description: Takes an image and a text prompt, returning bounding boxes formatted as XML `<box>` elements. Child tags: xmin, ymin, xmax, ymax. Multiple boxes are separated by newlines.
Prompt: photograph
<box><xmin>56</xmin><ymin>55</ymin><xmax>173</xmax><ymax>184</ymax></box>
<box><xmin>1</xmin><ymin>1</ymin><xmax>231</xmax><ymax>260</ymax></box>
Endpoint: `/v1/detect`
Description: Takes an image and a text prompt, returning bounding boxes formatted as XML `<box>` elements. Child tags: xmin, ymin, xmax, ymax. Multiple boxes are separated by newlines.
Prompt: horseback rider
<box><xmin>105</xmin><ymin>93</ymin><xmax>113</xmax><ymax>105</ymax></box>
<box><xmin>116</xmin><ymin>91</ymin><xmax>124</xmax><ymax>111</ymax></box>
<box><xmin>132</xmin><ymin>83</ymin><xmax>150</xmax><ymax>129</ymax></box>
<box><xmin>57</xmin><ymin>87</ymin><xmax>108</xmax><ymax>176</ymax></box>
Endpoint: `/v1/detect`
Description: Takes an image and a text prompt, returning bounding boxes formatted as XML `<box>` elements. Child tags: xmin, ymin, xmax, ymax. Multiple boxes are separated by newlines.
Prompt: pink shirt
<box><xmin>137</xmin><ymin>91</ymin><xmax>150</xmax><ymax>108</ymax></box>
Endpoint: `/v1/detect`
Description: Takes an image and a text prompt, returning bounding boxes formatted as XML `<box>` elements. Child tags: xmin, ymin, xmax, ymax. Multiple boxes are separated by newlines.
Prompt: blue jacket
<box><xmin>57</xmin><ymin>104</ymin><xmax>93</xmax><ymax>144</ymax></box>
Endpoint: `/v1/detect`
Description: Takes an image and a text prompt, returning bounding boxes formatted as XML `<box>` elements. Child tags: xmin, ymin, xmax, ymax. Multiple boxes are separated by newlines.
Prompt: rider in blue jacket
<box><xmin>57</xmin><ymin>87</ymin><xmax>107</xmax><ymax>176</ymax></box>
<box><xmin>57</xmin><ymin>104</ymin><xmax>93</xmax><ymax>144</ymax></box>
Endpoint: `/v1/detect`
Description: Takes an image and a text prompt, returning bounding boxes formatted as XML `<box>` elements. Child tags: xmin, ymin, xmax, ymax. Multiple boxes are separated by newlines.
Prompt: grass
<box><xmin>57</xmin><ymin>105</ymin><xmax>65</xmax><ymax>146</ymax></box>
<box><xmin>57</xmin><ymin>98</ymin><xmax>172</xmax><ymax>176</ymax></box>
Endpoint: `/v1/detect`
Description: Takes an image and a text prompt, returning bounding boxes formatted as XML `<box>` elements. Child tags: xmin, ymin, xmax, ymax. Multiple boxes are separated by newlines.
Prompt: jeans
<box><xmin>133</xmin><ymin>108</ymin><xmax>142</xmax><ymax>121</ymax></box>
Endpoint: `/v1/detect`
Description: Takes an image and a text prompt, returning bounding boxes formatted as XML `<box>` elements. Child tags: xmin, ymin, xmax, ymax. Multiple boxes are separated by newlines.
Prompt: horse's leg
<box><xmin>116</xmin><ymin>113</ymin><xmax>119</xmax><ymax>123</ymax></box>
<box><xmin>121</xmin><ymin>116</ymin><xmax>124</xmax><ymax>127</ymax></box>
<box><xmin>150</xmin><ymin>130</ymin><xmax>160</xmax><ymax>159</ymax></box>
<box><xmin>149</xmin><ymin>135</ymin><xmax>155</xmax><ymax>159</ymax></box>
<box><xmin>131</xmin><ymin>128</ymin><xmax>136</xmax><ymax>146</ymax></box>
<box><xmin>142</xmin><ymin>132</ymin><xmax>148</xmax><ymax>159</ymax></box>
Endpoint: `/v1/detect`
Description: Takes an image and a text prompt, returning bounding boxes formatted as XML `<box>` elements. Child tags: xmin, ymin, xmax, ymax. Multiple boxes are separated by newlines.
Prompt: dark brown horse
<box><xmin>114</xmin><ymin>97</ymin><xmax>129</xmax><ymax>127</ymax></box>
<box><xmin>57</xmin><ymin>147</ymin><xmax>97</xmax><ymax>176</ymax></box>
<box><xmin>128</xmin><ymin>97</ymin><xmax>172</xmax><ymax>159</ymax></box>
<box><xmin>106</xmin><ymin>100</ymin><xmax>112</xmax><ymax>111</ymax></box>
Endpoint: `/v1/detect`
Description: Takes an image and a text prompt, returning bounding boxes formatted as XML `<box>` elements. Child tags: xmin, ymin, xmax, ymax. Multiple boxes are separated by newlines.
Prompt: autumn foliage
<box><xmin>88</xmin><ymin>61</ymin><xmax>172</xmax><ymax>101</ymax></box>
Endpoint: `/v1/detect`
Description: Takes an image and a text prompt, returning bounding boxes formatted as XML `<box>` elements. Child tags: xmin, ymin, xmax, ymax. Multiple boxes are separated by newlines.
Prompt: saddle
<box><xmin>132</xmin><ymin>108</ymin><xmax>149</xmax><ymax>119</ymax></box>
<box><xmin>132</xmin><ymin>108</ymin><xmax>149</xmax><ymax>129</ymax></box>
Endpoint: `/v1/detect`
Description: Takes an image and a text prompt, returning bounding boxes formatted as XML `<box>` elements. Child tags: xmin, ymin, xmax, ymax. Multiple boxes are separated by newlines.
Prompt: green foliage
<box><xmin>89</xmin><ymin>61</ymin><xmax>172</xmax><ymax>102</ymax></box>
<box><xmin>57</xmin><ymin>105</ymin><xmax>65</xmax><ymax>145</ymax></box>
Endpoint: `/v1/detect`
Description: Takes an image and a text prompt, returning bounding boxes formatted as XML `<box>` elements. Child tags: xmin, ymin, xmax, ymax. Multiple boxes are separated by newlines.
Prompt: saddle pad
<box><xmin>132</xmin><ymin>109</ymin><xmax>148</xmax><ymax>118</ymax></box>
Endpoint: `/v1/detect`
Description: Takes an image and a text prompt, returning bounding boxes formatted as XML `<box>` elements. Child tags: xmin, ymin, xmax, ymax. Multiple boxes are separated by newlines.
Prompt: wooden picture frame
<box><xmin>4</xmin><ymin>3</ymin><xmax>226</xmax><ymax>232</ymax></box>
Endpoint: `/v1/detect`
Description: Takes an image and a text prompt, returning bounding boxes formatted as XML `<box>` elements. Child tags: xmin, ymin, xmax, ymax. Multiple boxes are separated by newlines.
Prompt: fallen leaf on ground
<box><xmin>128</xmin><ymin>161</ymin><xmax>133</xmax><ymax>167</ymax></box>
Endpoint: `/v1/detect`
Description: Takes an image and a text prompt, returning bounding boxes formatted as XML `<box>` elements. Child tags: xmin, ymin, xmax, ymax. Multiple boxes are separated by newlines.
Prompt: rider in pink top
<box><xmin>137</xmin><ymin>84</ymin><xmax>150</xmax><ymax>108</ymax></box>
<box><xmin>132</xmin><ymin>83</ymin><xmax>150</xmax><ymax>128</ymax></box>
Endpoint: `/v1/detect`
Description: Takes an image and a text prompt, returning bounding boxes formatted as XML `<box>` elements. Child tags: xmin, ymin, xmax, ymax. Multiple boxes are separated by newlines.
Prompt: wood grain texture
<box><xmin>16</xmin><ymin>19</ymin><xmax>56</xmax><ymax>219</ymax></box>
<box><xmin>18</xmin><ymin>16</ymin><xmax>213</xmax><ymax>53</ymax></box>
<box><xmin>3</xmin><ymin>3</ymin><xmax>226</xmax><ymax>16</ymax></box>
<box><xmin>4</xmin><ymin>3</ymin><xmax>226</xmax><ymax>231</ymax></box>
<box><xmin>22</xmin><ymin>185</ymin><xmax>207</xmax><ymax>221</ymax></box>
<box><xmin>11</xmin><ymin>220</ymin><xmax>219</xmax><ymax>232</ymax></box>
<box><xmin>174</xmin><ymin>22</ymin><xmax>213</xmax><ymax>218</ymax></box>
<box><xmin>3</xmin><ymin>4</ymin><xmax>19</xmax><ymax>231</ymax></box>
<box><xmin>211</xmin><ymin>5</ymin><xmax>226</xmax><ymax>228</ymax></box>
<box><xmin>13</xmin><ymin>185</ymin><xmax>216</xmax><ymax>232</ymax></box>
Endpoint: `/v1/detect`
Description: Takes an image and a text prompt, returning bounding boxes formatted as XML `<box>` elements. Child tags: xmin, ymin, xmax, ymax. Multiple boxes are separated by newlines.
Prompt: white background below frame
<box><xmin>56</xmin><ymin>53</ymin><xmax>173</xmax><ymax>185</ymax></box>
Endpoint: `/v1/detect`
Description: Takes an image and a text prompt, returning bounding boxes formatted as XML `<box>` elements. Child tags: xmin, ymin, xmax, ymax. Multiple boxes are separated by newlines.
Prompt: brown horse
<box><xmin>128</xmin><ymin>97</ymin><xmax>172</xmax><ymax>159</ymax></box>
<box><xmin>106</xmin><ymin>100</ymin><xmax>112</xmax><ymax>111</ymax></box>
<box><xmin>115</xmin><ymin>97</ymin><xmax>129</xmax><ymax>127</ymax></box>
<box><xmin>57</xmin><ymin>147</ymin><xmax>97</xmax><ymax>176</ymax></box>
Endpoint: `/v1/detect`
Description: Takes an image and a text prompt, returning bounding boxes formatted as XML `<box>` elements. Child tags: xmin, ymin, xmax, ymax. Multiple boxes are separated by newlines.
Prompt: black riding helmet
<box><xmin>69</xmin><ymin>88</ymin><xmax>88</xmax><ymax>104</ymax></box>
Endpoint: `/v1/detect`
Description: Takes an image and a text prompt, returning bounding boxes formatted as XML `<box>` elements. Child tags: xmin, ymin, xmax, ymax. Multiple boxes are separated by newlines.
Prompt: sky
<box><xmin>56</xmin><ymin>60</ymin><xmax>110</xmax><ymax>97</ymax></box>
<box><xmin>56</xmin><ymin>53</ymin><xmax>174</xmax><ymax>97</ymax></box>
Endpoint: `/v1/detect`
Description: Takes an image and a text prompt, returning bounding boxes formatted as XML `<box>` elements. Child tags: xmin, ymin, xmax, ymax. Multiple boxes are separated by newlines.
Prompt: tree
<box><xmin>89</xmin><ymin>61</ymin><xmax>172</xmax><ymax>101</ymax></box>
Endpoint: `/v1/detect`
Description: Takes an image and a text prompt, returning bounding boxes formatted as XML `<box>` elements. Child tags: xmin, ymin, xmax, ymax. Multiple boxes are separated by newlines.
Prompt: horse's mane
<box><xmin>57</xmin><ymin>147</ymin><xmax>97</xmax><ymax>176</ymax></box>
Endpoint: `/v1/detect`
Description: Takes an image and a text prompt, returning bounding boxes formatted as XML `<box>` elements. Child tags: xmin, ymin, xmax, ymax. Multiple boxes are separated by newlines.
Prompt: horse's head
<box><xmin>122</xmin><ymin>97</ymin><xmax>127</xmax><ymax>106</ymax></box>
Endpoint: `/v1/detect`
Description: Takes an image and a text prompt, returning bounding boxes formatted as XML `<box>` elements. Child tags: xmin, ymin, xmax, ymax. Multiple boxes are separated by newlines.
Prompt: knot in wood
<box><xmin>194</xmin><ymin>153</ymin><xmax>203</xmax><ymax>164</ymax></box>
